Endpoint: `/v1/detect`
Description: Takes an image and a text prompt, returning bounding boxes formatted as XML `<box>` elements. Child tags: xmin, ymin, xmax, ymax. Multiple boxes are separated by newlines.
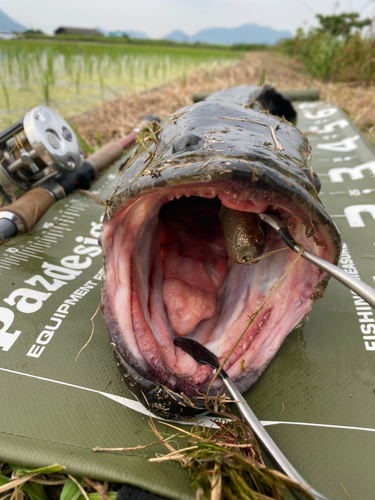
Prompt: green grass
<box><xmin>23</xmin><ymin>32</ymin><xmax>269</xmax><ymax>52</ymax></box>
<box><xmin>280</xmin><ymin>29</ymin><xmax>375</xmax><ymax>83</ymax></box>
<box><xmin>0</xmin><ymin>39</ymin><xmax>242</xmax><ymax>128</ymax></box>
<box><xmin>0</xmin><ymin>462</ymin><xmax>118</xmax><ymax>499</ymax></box>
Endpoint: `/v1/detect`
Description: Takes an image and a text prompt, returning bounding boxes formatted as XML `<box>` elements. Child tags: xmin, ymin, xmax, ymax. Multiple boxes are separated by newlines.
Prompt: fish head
<box><xmin>100</xmin><ymin>86</ymin><xmax>341</xmax><ymax>419</ymax></box>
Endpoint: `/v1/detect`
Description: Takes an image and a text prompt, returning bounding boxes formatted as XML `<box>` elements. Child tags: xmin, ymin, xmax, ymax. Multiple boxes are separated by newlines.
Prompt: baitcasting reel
<box><xmin>0</xmin><ymin>110</ymin><xmax>158</xmax><ymax>240</ymax></box>
<box><xmin>0</xmin><ymin>106</ymin><xmax>83</xmax><ymax>201</ymax></box>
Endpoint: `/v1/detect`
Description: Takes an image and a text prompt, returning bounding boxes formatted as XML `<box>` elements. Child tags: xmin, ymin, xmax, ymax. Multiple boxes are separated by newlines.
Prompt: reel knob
<box><xmin>24</xmin><ymin>106</ymin><xmax>83</xmax><ymax>173</ymax></box>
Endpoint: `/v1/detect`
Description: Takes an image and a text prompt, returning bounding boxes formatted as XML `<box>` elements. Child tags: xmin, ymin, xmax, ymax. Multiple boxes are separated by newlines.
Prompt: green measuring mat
<box><xmin>0</xmin><ymin>102</ymin><xmax>374</xmax><ymax>500</ymax></box>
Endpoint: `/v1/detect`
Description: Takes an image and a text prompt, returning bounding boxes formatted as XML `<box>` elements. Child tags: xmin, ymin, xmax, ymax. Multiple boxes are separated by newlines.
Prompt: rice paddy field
<box><xmin>0</xmin><ymin>40</ymin><xmax>242</xmax><ymax>129</ymax></box>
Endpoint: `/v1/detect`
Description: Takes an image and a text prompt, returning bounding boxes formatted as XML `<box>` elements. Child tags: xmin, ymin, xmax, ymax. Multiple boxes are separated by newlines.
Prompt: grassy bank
<box><xmin>278</xmin><ymin>14</ymin><xmax>375</xmax><ymax>146</ymax></box>
<box><xmin>280</xmin><ymin>27</ymin><xmax>375</xmax><ymax>83</ymax></box>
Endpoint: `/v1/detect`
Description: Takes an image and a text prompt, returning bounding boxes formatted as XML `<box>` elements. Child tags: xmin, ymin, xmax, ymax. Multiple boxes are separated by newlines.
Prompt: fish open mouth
<box><xmin>101</xmin><ymin>168</ymin><xmax>339</xmax><ymax>417</ymax></box>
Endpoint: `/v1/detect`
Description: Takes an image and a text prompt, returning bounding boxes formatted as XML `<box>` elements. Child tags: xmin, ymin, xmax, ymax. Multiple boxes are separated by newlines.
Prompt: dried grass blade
<box><xmin>76</xmin><ymin>301</ymin><xmax>101</xmax><ymax>361</ymax></box>
<box><xmin>149</xmin><ymin>446</ymin><xmax>198</xmax><ymax>463</ymax></box>
<box><xmin>0</xmin><ymin>473</ymin><xmax>39</xmax><ymax>494</ymax></box>
<box><xmin>210</xmin><ymin>462</ymin><xmax>222</xmax><ymax>500</ymax></box>
<box><xmin>83</xmin><ymin>477</ymin><xmax>110</xmax><ymax>500</ymax></box>
<box><xmin>93</xmin><ymin>432</ymin><xmax>180</xmax><ymax>453</ymax></box>
<box><xmin>67</xmin><ymin>474</ymin><xmax>90</xmax><ymax>500</ymax></box>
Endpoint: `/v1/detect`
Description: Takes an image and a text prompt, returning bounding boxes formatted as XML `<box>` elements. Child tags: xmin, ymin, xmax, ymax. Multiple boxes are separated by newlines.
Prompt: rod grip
<box><xmin>87</xmin><ymin>141</ymin><xmax>125</xmax><ymax>176</ymax></box>
<box><xmin>0</xmin><ymin>188</ymin><xmax>56</xmax><ymax>233</ymax></box>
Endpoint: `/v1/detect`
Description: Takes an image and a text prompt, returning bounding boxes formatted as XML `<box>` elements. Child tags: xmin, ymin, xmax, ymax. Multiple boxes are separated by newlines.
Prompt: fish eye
<box><xmin>173</xmin><ymin>134</ymin><xmax>202</xmax><ymax>153</ymax></box>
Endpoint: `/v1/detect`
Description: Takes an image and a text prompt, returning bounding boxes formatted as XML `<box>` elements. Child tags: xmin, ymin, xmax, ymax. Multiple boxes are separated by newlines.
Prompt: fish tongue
<box><xmin>162</xmin><ymin>277</ymin><xmax>216</xmax><ymax>336</ymax></box>
<box><xmin>146</xmin><ymin>221</ymin><xmax>214</xmax><ymax>383</ymax></box>
<box><xmin>159</xmin><ymin>197</ymin><xmax>228</xmax><ymax>337</ymax></box>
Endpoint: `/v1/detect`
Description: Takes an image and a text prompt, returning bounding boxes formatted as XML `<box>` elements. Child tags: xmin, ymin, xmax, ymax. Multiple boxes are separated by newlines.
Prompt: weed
<box><xmin>258</xmin><ymin>68</ymin><xmax>266</xmax><ymax>86</ymax></box>
<box><xmin>0</xmin><ymin>77</ymin><xmax>10</xmax><ymax>111</ymax></box>
<box><xmin>280</xmin><ymin>25</ymin><xmax>375</xmax><ymax>83</ymax></box>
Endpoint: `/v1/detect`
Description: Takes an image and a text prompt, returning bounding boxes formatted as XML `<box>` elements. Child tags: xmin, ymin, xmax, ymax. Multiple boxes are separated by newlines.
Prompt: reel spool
<box><xmin>0</xmin><ymin>106</ymin><xmax>83</xmax><ymax>201</ymax></box>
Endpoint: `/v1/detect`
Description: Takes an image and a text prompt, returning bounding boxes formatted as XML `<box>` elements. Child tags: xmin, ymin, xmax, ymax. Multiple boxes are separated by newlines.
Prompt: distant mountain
<box><xmin>164</xmin><ymin>23</ymin><xmax>292</xmax><ymax>46</ymax></box>
<box><xmin>126</xmin><ymin>30</ymin><xmax>148</xmax><ymax>39</ymax></box>
<box><xmin>96</xmin><ymin>26</ymin><xmax>148</xmax><ymax>39</ymax></box>
<box><xmin>164</xmin><ymin>30</ymin><xmax>189</xmax><ymax>43</ymax></box>
<box><xmin>0</xmin><ymin>8</ymin><xmax>27</xmax><ymax>32</ymax></box>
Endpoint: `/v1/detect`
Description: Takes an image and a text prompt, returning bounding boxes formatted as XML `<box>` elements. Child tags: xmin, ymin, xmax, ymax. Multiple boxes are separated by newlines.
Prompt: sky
<box><xmin>1</xmin><ymin>0</ymin><xmax>374</xmax><ymax>38</ymax></box>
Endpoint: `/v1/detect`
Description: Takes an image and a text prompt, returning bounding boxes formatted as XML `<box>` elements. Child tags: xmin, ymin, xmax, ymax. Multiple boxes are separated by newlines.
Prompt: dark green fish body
<box><xmin>101</xmin><ymin>85</ymin><xmax>341</xmax><ymax>419</ymax></box>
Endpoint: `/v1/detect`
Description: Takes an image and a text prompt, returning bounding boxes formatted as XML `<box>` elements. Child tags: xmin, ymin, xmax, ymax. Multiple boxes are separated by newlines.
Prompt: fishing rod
<box><xmin>0</xmin><ymin>106</ymin><xmax>157</xmax><ymax>240</ymax></box>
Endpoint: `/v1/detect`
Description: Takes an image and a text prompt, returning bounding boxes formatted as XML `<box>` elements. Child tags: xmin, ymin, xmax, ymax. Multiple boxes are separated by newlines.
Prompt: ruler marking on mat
<box><xmin>18</xmin><ymin>251</ymin><xmax>37</xmax><ymax>258</ymax></box>
<box><xmin>65</xmin><ymin>206</ymin><xmax>84</xmax><ymax>212</ymax></box>
<box><xmin>2</xmin><ymin>255</ymin><xmax>19</xmax><ymax>262</ymax></box>
<box><xmin>27</xmin><ymin>246</ymin><xmax>45</xmax><ymax>253</ymax></box>
<box><xmin>19</xmin><ymin>251</ymin><xmax>43</xmax><ymax>260</ymax></box>
<box><xmin>32</xmin><ymin>242</ymin><xmax>49</xmax><ymax>249</ymax></box>
<box><xmin>32</xmin><ymin>244</ymin><xmax>49</xmax><ymax>249</ymax></box>
<box><xmin>63</xmin><ymin>208</ymin><xmax>80</xmax><ymax>214</ymax></box>
<box><xmin>2</xmin><ymin>254</ymin><xmax>27</xmax><ymax>262</ymax></box>
<box><xmin>1</xmin><ymin>258</ymin><xmax>19</xmax><ymax>266</ymax></box>
<box><xmin>33</xmin><ymin>239</ymin><xmax>49</xmax><ymax>245</ymax></box>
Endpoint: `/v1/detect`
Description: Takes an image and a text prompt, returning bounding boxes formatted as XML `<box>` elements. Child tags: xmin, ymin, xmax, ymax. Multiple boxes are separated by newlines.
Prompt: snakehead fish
<box><xmin>100</xmin><ymin>85</ymin><xmax>341</xmax><ymax>419</ymax></box>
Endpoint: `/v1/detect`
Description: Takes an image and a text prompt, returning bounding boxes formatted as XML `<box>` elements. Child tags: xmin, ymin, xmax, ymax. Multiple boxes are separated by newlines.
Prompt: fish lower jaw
<box><xmin>101</xmin><ymin>181</ymin><xmax>333</xmax><ymax>397</ymax></box>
